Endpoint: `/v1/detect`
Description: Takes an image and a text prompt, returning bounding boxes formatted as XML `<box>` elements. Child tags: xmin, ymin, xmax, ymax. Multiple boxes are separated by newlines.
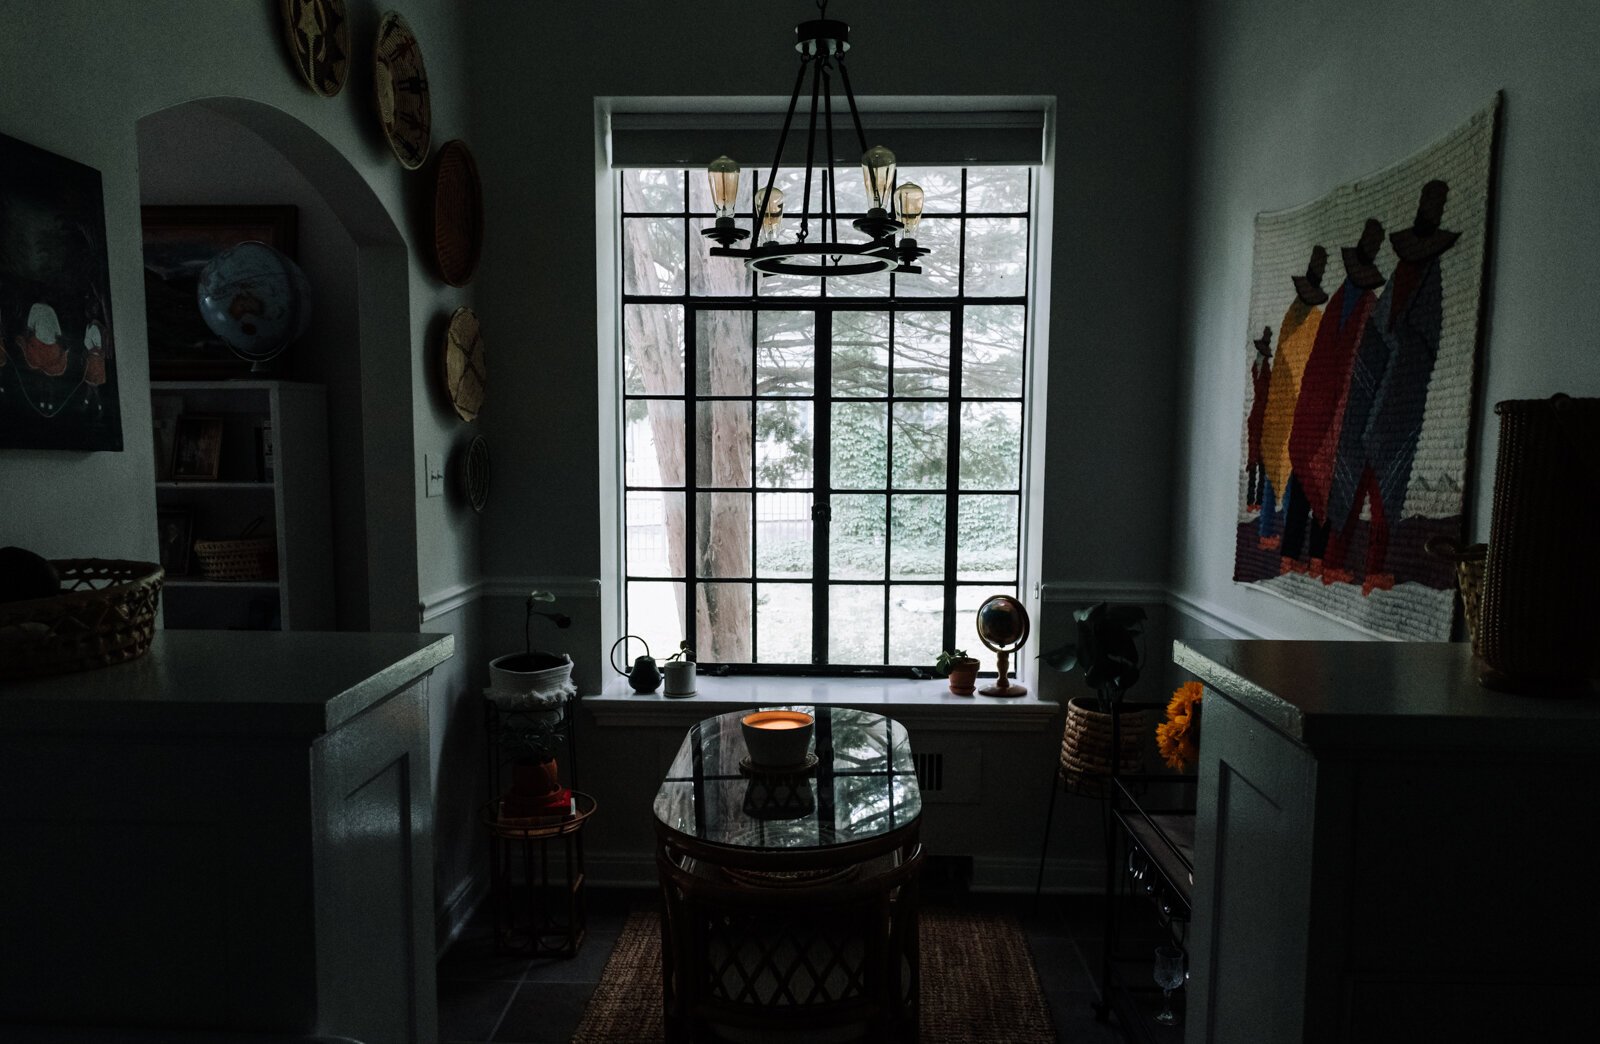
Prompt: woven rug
<box><xmin>572</xmin><ymin>906</ymin><xmax>1055</xmax><ymax>1043</ymax></box>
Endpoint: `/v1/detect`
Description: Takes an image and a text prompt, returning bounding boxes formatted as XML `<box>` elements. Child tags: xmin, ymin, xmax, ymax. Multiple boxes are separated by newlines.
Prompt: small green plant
<box><xmin>667</xmin><ymin>640</ymin><xmax>695</xmax><ymax>662</ymax></box>
<box><xmin>934</xmin><ymin>648</ymin><xmax>974</xmax><ymax>675</ymax></box>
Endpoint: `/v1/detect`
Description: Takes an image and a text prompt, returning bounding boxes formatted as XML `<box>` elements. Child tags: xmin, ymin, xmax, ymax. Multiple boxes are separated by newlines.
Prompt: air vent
<box><xmin>914</xmin><ymin>752</ymin><xmax>944</xmax><ymax>792</ymax></box>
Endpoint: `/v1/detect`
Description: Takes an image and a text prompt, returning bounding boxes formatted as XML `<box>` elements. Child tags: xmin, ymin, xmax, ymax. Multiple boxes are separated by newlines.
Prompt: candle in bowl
<box><xmin>741</xmin><ymin>710</ymin><xmax>815</xmax><ymax>768</ymax></box>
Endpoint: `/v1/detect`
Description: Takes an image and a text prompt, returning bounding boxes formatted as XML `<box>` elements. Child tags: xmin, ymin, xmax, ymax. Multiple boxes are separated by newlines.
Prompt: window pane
<box><xmin>696</xmin><ymin>401</ymin><xmax>752</xmax><ymax>487</ymax></box>
<box><xmin>892</xmin><ymin>217</ymin><xmax>959</xmax><ymax>297</ymax></box>
<box><xmin>890</xmin><ymin>494</ymin><xmax>945</xmax><ymax>579</ymax></box>
<box><xmin>888</xmin><ymin>585</ymin><xmax>943</xmax><ymax>666</ymax></box>
<box><xmin>695</xmin><ymin>310</ymin><xmax>752</xmax><ymax>395</ymax></box>
<box><xmin>756</xmin><ymin>582</ymin><xmax>811</xmax><ymax>664</ymax></box>
<box><xmin>831</xmin><ymin>494</ymin><xmax>885</xmax><ymax>580</ymax></box>
<box><xmin>689</xmin><ymin>167</ymin><xmax>753</xmax><ymax>214</ymax></box>
<box><xmin>825</xmin><ymin>269</ymin><xmax>891</xmax><ymax>299</ymax></box>
<box><xmin>624</xmin><ymin>303</ymin><xmax>683</xmax><ymax>395</ymax></box>
<box><xmin>959</xmin><ymin>402</ymin><xmax>1021</xmax><ymax>489</ymax></box>
<box><xmin>756</xmin><ymin>401</ymin><xmax>812</xmax><ymax>488</ymax></box>
<box><xmin>625</xmin><ymin>399</ymin><xmax>684</xmax><ymax>486</ymax></box>
<box><xmin>623</xmin><ymin>217</ymin><xmax>685</xmax><ymax>296</ymax></box>
<box><xmin>627</xmin><ymin>490</ymin><xmax>683</xmax><ymax>577</ymax></box>
<box><xmin>897</xmin><ymin>167</ymin><xmax>963</xmax><ymax>213</ymax></box>
<box><xmin>627</xmin><ymin>580</ymin><xmax>686</xmax><ymax>663</ymax></box>
<box><xmin>893</xmin><ymin>311</ymin><xmax>951</xmax><ymax>397</ymax></box>
<box><xmin>965</xmin><ymin>168</ymin><xmax>1029</xmax><ymax>214</ymax></box>
<box><xmin>690</xmin><ymin>218</ymin><xmax>753</xmax><ymax>297</ymax></box>
<box><xmin>832</xmin><ymin>402</ymin><xmax>887</xmax><ymax>489</ymax></box>
<box><xmin>964</xmin><ymin>305</ymin><xmax>1025</xmax><ymax>398</ymax></box>
<box><xmin>830</xmin><ymin>166</ymin><xmax>869</xmax><ymax>214</ymax></box>
<box><xmin>892</xmin><ymin>401</ymin><xmax>948</xmax><ymax>488</ymax></box>
<box><xmin>757</xmin><ymin>492</ymin><xmax>812</xmax><ymax>577</ymax></box>
<box><xmin>964</xmin><ymin>218</ymin><xmax>1028</xmax><ymax>297</ymax></box>
<box><xmin>756</xmin><ymin>272</ymin><xmax>821</xmax><ymax>298</ymax></box>
<box><xmin>622</xmin><ymin>169</ymin><xmax>685</xmax><ymax>213</ymax></box>
<box><xmin>699</xmin><ymin>582</ymin><xmax>752</xmax><ymax>661</ymax></box>
<box><xmin>757</xmin><ymin>311</ymin><xmax>815</xmax><ymax>394</ymax></box>
<box><xmin>832</xmin><ymin>312</ymin><xmax>890</xmax><ymax>397</ymax></box>
<box><xmin>829</xmin><ymin>585</ymin><xmax>885</xmax><ymax>664</ymax></box>
<box><xmin>696</xmin><ymin>492</ymin><xmax>751</xmax><ymax>577</ymax></box>
<box><xmin>957</xmin><ymin>494</ymin><xmax>1018</xmax><ymax>581</ymax></box>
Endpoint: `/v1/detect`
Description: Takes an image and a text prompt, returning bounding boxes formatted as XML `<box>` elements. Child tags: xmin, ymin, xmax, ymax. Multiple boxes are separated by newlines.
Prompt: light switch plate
<box><xmin>424</xmin><ymin>453</ymin><xmax>444</xmax><ymax>498</ymax></box>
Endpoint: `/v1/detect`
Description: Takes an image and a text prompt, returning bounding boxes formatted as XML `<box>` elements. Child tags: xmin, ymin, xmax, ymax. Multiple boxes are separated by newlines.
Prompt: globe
<box><xmin>196</xmin><ymin>241</ymin><xmax>312</xmax><ymax>363</ymax></box>
<box><xmin>976</xmin><ymin>594</ymin><xmax>1029</xmax><ymax>652</ymax></box>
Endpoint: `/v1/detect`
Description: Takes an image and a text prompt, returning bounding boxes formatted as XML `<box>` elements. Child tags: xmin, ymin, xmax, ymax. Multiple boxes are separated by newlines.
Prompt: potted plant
<box><xmin>935</xmin><ymin>648</ymin><xmax>980</xmax><ymax>695</ymax></box>
<box><xmin>1042</xmin><ymin>603</ymin><xmax>1150</xmax><ymax>792</ymax></box>
<box><xmin>489</xmin><ymin>592</ymin><xmax>575</xmax><ymax>709</ymax></box>
<box><xmin>662</xmin><ymin>641</ymin><xmax>696</xmax><ymax>697</ymax></box>
<box><xmin>489</xmin><ymin>592</ymin><xmax>576</xmax><ymax>819</ymax></box>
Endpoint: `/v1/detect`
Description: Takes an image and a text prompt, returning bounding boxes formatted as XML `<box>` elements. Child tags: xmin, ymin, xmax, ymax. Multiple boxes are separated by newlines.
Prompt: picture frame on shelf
<box><xmin>171</xmin><ymin>414</ymin><xmax>224</xmax><ymax>480</ymax></box>
<box><xmin>157</xmin><ymin>509</ymin><xmax>193</xmax><ymax>576</ymax></box>
<box><xmin>140</xmin><ymin>205</ymin><xmax>298</xmax><ymax>380</ymax></box>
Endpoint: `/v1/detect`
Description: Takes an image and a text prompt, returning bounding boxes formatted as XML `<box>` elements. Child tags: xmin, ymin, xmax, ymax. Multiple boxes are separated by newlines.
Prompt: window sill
<box><xmin>587</xmin><ymin>673</ymin><xmax>1060</xmax><ymax>730</ymax></box>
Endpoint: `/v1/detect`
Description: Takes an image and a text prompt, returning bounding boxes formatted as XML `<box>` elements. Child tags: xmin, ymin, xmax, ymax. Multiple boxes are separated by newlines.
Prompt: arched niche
<box><xmin>136</xmin><ymin>96</ymin><xmax>417</xmax><ymax>632</ymax></box>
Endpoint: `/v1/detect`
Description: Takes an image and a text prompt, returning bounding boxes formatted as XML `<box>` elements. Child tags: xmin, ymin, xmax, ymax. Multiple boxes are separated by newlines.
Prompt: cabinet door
<box><xmin>1188</xmin><ymin>693</ymin><xmax>1317</xmax><ymax>1042</ymax></box>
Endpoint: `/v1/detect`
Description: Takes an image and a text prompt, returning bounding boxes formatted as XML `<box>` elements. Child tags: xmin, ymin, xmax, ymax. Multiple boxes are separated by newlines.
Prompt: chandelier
<box><xmin>699</xmin><ymin>1</ymin><xmax>928</xmax><ymax>277</ymax></box>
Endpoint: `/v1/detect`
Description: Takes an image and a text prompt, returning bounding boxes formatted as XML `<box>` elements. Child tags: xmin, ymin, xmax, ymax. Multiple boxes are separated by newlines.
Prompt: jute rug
<box><xmin>572</xmin><ymin>906</ymin><xmax>1055</xmax><ymax>1043</ymax></box>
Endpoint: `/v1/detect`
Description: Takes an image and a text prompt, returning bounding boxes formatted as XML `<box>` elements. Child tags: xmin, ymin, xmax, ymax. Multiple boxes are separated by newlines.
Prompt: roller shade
<box><xmin>610</xmin><ymin>109</ymin><xmax>1045</xmax><ymax>168</ymax></box>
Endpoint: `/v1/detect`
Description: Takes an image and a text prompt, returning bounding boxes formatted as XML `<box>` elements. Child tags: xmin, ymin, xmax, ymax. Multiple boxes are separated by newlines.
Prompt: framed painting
<box><xmin>0</xmin><ymin>131</ymin><xmax>122</xmax><ymax>451</ymax></box>
<box><xmin>157</xmin><ymin>509</ymin><xmax>194</xmax><ymax>576</ymax></box>
<box><xmin>141</xmin><ymin>205</ymin><xmax>298</xmax><ymax>379</ymax></box>
<box><xmin>1232</xmin><ymin>96</ymin><xmax>1499</xmax><ymax>640</ymax></box>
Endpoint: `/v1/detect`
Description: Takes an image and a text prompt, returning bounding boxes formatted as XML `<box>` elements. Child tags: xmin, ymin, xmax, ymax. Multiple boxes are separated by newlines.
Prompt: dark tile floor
<box><xmin>437</xmin><ymin>887</ymin><xmax>1181</xmax><ymax>1043</ymax></box>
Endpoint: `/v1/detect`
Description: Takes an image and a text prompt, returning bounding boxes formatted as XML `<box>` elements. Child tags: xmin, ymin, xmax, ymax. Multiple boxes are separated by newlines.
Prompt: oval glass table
<box><xmin>653</xmin><ymin>706</ymin><xmax>924</xmax><ymax>1043</ymax></box>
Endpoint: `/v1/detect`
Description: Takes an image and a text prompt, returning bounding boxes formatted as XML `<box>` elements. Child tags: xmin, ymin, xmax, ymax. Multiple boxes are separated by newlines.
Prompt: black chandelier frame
<box><xmin>701</xmin><ymin>12</ymin><xmax>928</xmax><ymax>277</ymax></box>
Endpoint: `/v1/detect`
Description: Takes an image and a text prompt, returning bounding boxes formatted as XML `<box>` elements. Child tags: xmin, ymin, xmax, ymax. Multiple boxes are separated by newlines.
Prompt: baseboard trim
<box><xmin>435</xmin><ymin>866</ymin><xmax>490</xmax><ymax>957</ymax></box>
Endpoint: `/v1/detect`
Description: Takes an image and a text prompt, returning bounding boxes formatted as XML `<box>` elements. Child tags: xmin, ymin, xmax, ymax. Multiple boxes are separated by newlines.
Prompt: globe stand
<box><xmin>979</xmin><ymin>648</ymin><xmax>1028</xmax><ymax>697</ymax></box>
<box><xmin>975</xmin><ymin>593</ymin><xmax>1031</xmax><ymax>698</ymax></box>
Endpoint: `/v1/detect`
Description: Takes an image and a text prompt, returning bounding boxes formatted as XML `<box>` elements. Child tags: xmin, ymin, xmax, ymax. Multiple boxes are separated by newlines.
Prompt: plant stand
<box><xmin>481</xmin><ymin>793</ymin><xmax>595</xmax><ymax>958</ymax></box>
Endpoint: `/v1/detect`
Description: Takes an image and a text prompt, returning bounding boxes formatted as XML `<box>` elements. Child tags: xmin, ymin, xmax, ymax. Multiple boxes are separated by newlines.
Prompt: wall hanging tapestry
<box><xmin>1233</xmin><ymin>95</ymin><xmax>1499</xmax><ymax>640</ymax></box>
<box><xmin>0</xmin><ymin>131</ymin><xmax>122</xmax><ymax>451</ymax></box>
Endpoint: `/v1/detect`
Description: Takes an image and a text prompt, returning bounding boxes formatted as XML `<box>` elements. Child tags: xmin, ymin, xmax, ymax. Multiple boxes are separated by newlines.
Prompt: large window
<box><xmin>620</xmin><ymin>165</ymin><xmax>1032</xmax><ymax>672</ymax></box>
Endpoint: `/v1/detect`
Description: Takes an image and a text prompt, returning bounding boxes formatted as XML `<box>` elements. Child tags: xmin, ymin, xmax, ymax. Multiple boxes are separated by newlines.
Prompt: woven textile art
<box><xmin>1234</xmin><ymin>96</ymin><xmax>1499</xmax><ymax>640</ymax></box>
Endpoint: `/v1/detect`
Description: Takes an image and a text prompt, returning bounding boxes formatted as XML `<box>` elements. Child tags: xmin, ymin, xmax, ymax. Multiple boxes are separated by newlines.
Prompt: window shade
<box><xmin>610</xmin><ymin>110</ymin><xmax>1045</xmax><ymax>168</ymax></box>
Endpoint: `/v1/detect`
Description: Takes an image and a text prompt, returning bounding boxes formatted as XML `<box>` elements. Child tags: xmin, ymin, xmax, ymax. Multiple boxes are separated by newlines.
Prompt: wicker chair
<box><xmin>657</xmin><ymin>839</ymin><xmax>923</xmax><ymax>1044</ymax></box>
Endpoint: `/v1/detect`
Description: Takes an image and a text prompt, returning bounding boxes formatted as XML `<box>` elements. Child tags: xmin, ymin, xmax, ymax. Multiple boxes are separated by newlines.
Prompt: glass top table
<box><xmin>653</xmin><ymin>706</ymin><xmax>921</xmax><ymax>868</ymax></box>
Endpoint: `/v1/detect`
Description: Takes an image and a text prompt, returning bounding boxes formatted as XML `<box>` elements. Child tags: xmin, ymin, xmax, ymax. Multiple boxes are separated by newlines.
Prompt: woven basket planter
<box><xmin>193</xmin><ymin>537</ymin><xmax>277</xmax><ymax>582</ymax></box>
<box><xmin>0</xmin><ymin>559</ymin><xmax>164</xmax><ymax>681</ymax></box>
<box><xmin>1428</xmin><ymin>537</ymin><xmax>1488</xmax><ymax>653</ymax></box>
<box><xmin>1058</xmin><ymin>697</ymin><xmax>1151</xmax><ymax>797</ymax></box>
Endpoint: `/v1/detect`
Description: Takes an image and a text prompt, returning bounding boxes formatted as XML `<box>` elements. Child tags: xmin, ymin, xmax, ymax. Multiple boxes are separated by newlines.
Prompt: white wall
<box><xmin>1170</xmin><ymin>0</ymin><xmax>1600</xmax><ymax>638</ymax></box>
<box><xmin>465</xmin><ymin>0</ymin><xmax>1196</xmax><ymax>677</ymax></box>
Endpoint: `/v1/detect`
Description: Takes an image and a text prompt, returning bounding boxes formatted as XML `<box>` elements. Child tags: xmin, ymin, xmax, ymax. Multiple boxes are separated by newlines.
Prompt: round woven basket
<box><xmin>1058</xmin><ymin>697</ymin><xmax>1151</xmax><ymax>797</ymax></box>
<box><xmin>0</xmin><ymin>559</ymin><xmax>164</xmax><ymax>681</ymax></box>
<box><xmin>193</xmin><ymin>537</ymin><xmax>277</xmax><ymax>582</ymax></box>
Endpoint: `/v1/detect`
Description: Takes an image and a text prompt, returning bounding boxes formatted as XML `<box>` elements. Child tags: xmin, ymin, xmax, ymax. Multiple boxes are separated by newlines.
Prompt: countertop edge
<box><xmin>1173</xmin><ymin>639</ymin><xmax>1306</xmax><ymax>742</ymax></box>
<box><xmin>323</xmin><ymin>632</ymin><xmax>455</xmax><ymax>731</ymax></box>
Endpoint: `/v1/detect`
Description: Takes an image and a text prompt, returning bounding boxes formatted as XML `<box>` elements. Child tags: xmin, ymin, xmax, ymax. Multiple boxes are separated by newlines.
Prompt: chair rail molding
<box><xmin>419</xmin><ymin>575</ymin><xmax>602</xmax><ymax>623</ymax></box>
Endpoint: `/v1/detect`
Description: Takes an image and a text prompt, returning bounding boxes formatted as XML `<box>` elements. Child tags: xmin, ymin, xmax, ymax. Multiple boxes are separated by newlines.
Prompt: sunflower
<box><xmin>1156</xmin><ymin>680</ymin><xmax>1204</xmax><ymax>771</ymax></box>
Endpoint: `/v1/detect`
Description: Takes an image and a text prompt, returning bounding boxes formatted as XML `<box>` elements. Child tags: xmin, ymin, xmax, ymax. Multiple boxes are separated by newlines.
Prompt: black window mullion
<box><xmin>748</xmin><ymin>309</ymin><xmax>759</xmax><ymax>661</ymax></box>
<box><xmin>944</xmin><ymin>304</ymin><xmax>965</xmax><ymax>655</ymax></box>
<box><xmin>813</xmin><ymin>310</ymin><xmax>833</xmax><ymax>665</ymax></box>
<box><xmin>882</xmin><ymin>308</ymin><xmax>897</xmax><ymax>664</ymax></box>
<box><xmin>684</xmin><ymin>304</ymin><xmax>698</xmax><ymax>658</ymax></box>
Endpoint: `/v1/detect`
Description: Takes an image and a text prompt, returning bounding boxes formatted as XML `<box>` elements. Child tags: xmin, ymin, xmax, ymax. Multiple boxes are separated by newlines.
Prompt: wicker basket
<box><xmin>193</xmin><ymin>537</ymin><xmax>277</xmax><ymax>582</ymax></box>
<box><xmin>1426</xmin><ymin>536</ymin><xmax>1488</xmax><ymax>653</ymax></box>
<box><xmin>0</xmin><ymin>559</ymin><xmax>164</xmax><ymax>681</ymax></box>
<box><xmin>1058</xmin><ymin>697</ymin><xmax>1151</xmax><ymax>798</ymax></box>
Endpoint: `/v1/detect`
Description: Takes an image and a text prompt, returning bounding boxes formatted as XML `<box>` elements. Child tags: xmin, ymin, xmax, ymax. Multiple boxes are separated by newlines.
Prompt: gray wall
<box><xmin>1169</xmin><ymin>0</ymin><xmax>1600</xmax><ymax>638</ymax></box>
<box><xmin>466</xmin><ymin>0</ymin><xmax>1196</xmax><ymax>655</ymax></box>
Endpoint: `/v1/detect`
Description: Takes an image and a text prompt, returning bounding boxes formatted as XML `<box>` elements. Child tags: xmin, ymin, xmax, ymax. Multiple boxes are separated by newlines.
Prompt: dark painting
<box><xmin>0</xmin><ymin>131</ymin><xmax>122</xmax><ymax>450</ymax></box>
<box><xmin>141</xmin><ymin>205</ymin><xmax>297</xmax><ymax>379</ymax></box>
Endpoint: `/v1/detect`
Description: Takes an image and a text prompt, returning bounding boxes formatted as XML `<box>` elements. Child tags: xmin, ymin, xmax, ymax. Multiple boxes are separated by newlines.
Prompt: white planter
<box><xmin>487</xmin><ymin>651</ymin><xmax>575</xmax><ymax>716</ymax></box>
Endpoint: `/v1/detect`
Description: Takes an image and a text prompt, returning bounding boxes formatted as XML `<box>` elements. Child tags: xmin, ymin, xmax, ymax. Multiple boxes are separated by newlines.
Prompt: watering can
<box><xmin>609</xmin><ymin>635</ymin><xmax>661</xmax><ymax>694</ymax></box>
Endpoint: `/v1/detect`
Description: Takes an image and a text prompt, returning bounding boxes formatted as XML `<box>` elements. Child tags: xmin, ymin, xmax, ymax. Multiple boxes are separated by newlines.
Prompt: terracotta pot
<box><xmin>946</xmin><ymin>658</ymin><xmax>980</xmax><ymax>696</ymax></box>
<box><xmin>509</xmin><ymin>756</ymin><xmax>560</xmax><ymax>798</ymax></box>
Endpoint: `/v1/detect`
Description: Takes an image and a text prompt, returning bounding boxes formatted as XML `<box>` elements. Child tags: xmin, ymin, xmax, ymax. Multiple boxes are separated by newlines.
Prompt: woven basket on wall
<box><xmin>1058</xmin><ymin>698</ymin><xmax>1151</xmax><ymax>798</ymax></box>
<box><xmin>1479</xmin><ymin>395</ymin><xmax>1600</xmax><ymax>691</ymax></box>
<box><xmin>193</xmin><ymin>537</ymin><xmax>277</xmax><ymax>582</ymax></box>
<box><xmin>0</xmin><ymin>559</ymin><xmax>163</xmax><ymax>681</ymax></box>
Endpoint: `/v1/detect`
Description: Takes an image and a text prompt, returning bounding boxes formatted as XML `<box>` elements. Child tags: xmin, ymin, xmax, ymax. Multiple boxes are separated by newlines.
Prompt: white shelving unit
<box><xmin>151</xmin><ymin>380</ymin><xmax>333</xmax><ymax>631</ymax></box>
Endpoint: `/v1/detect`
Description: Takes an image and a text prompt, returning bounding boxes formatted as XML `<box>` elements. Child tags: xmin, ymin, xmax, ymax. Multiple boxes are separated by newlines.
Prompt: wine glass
<box><xmin>1153</xmin><ymin>946</ymin><xmax>1184</xmax><ymax>1025</ymax></box>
